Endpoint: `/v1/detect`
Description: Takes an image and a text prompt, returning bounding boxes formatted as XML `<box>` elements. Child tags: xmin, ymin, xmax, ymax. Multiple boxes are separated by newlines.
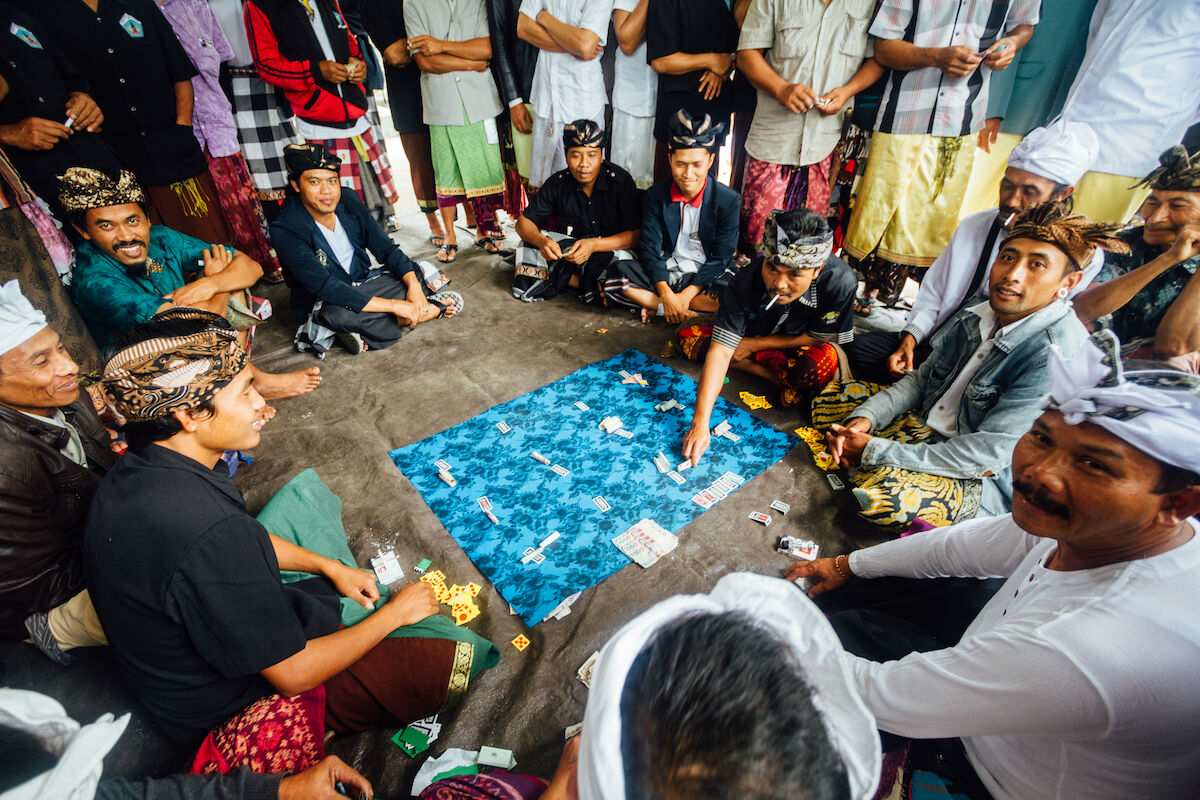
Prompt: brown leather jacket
<box><xmin>0</xmin><ymin>397</ymin><xmax>115</xmax><ymax>638</ymax></box>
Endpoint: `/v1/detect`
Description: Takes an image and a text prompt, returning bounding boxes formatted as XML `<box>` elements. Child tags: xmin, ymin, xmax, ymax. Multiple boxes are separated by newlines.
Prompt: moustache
<box><xmin>1013</xmin><ymin>478</ymin><xmax>1070</xmax><ymax>519</ymax></box>
<box><xmin>114</xmin><ymin>239</ymin><xmax>146</xmax><ymax>250</ymax></box>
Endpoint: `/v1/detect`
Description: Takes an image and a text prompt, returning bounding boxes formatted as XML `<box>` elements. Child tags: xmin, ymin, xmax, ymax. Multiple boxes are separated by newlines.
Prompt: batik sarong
<box><xmin>672</xmin><ymin>325</ymin><xmax>840</xmax><ymax>405</ymax></box>
<box><xmin>431</xmin><ymin>111</ymin><xmax>507</xmax><ymax>238</ymax></box>
<box><xmin>739</xmin><ymin>153</ymin><xmax>833</xmax><ymax>256</ymax></box>
<box><xmin>190</xmin><ymin>686</ymin><xmax>327</xmax><ymax>776</ymax></box>
<box><xmin>418</xmin><ymin>772</ymin><xmax>549</xmax><ymax>800</ymax></box>
<box><xmin>204</xmin><ymin>151</ymin><xmax>282</xmax><ymax>277</ymax></box>
<box><xmin>811</xmin><ymin>379</ymin><xmax>982</xmax><ymax>530</ymax></box>
<box><xmin>843</xmin><ymin>131</ymin><xmax>975</xmax><ymax>275</ymax></box>
<box><xmin>497</xmin><ymin>106</ymin><xmax>528</xmax><ymax>218</ymax></box>
<box><xmin>513</xmin><ymin>231</ymin><xmax>636</xmax><ymax>304</ymax></box>
<box><xmin>228</xmin><ymin>67</ymin><xmax>300</xmax><ymax>202</ymax></box>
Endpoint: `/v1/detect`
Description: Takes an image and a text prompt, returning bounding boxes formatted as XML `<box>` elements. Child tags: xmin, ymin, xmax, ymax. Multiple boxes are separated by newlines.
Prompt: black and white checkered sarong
<box><xmin>229</xmin><ymin>67</ymin><xmax>301</xmax><ymax>200</ymax></box>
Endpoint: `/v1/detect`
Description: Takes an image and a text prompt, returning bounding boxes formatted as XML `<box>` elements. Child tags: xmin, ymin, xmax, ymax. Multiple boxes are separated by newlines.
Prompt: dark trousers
<box><xmin>844</xmin><ymin>329</ymin><xmax>933</xmax><ymax>385</ymax></box>
<box><xmin>315</xmin><ymin>274</ymin><xmax>411</xmax><ymax>350</ymax></box>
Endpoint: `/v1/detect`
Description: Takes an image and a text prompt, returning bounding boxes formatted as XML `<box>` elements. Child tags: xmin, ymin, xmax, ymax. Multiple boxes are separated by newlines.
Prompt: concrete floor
<box><xmin>0</xmin><ymin>216</ymin><xmax>891</xmax><ymax>793</ymax></box>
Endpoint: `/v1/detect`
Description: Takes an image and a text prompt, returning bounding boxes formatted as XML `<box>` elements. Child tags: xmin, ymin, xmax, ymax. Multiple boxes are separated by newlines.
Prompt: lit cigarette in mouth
<box><xmin>765</xmin><ymin>294</ymin><xmax>781</xmax><ymax>311</ymax></box>
<box><xmin>1004</xmin><ymin>212</ymin><xmax>1016</xmax><ymax>226</ymax></box>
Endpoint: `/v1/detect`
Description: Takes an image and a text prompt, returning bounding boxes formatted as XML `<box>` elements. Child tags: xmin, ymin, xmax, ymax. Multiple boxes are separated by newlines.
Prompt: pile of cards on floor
<box><xmin>740</xmin><ymin>391</ymin><xmax>772</xmax><ymax>410</ymax></box>
<box><xmin>419</xmin><ymin>570</ymin><xmax>482</xmax><ymax>626</ymax></box>
<box><xmin>692</xmin><ymin>471</ymin><xmax>745</xmax><ymax>509</ymax></box>
<box><xmin>613</xmin><ymin>518</ymin><xmax>678</xmax><ymax>568</ymax></box>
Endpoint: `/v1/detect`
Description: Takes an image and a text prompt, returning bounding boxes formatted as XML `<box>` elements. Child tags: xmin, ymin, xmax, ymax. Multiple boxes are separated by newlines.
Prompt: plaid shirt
<box><xmin>870</xmin><ymin>0</ymin><xmax>1040</xmax><ymax>137</ymax></box>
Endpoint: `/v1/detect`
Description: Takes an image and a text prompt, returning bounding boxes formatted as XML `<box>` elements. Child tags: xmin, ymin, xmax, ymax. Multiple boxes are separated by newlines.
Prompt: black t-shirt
<box><xmin>522</xmin><ymin>163</ymin><xmax>642</xmax><ymax>238</ymax></box>
<box><xmin>0</xmin><ymin>2</ymin><xmax>120</xmax><ymax>200</ymax></box>
<box><xmin>712</xmin><ymin>256</ymin><xmax>857</xmax><ymax>350</ymax></box>
<box><xmin>645</xmin><ymin>0</ymin><xmax>754</xmax><ymax>141</ymax></box>
<box><xmin>24</xmin><ymin>0</ymin><xmax>205</xmax><ymax>185</ymax></box>
<box><xmin>84</xmin><ymin>445</ymin><xmax>340</xmax><ymax>745</ymax></box>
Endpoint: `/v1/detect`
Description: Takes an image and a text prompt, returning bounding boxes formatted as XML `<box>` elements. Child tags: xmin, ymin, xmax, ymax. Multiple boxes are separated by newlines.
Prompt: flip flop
<box><xmin>437</xmin><ymin>243</ymin><xmax>458</xmax><ymax>263</ymax></box>
<box><xmin>429</xmin><ymin>234</ymin><xmax>445</xmax><ymax>247</ymax></box>
<box><xmin>474</xmin><ymin>236</ymin><xmax>503</xmax><ymax>254</ymax></box>
<box><xmin>853</xmin><ymin>297</ymin><xmax>877</xmax><ymax>315</ymax></box>
<box><xmin>430</xmin><ymin>290</ymin><xmax>464</xmax><ymax>317</ymax></box>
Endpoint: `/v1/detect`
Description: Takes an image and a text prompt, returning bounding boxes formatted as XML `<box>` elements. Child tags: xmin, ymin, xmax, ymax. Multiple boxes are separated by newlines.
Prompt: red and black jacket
<box><xmin>244</xmin><ymin>0</ymin><xmax>368</xmax><ymax>127</ymax></box>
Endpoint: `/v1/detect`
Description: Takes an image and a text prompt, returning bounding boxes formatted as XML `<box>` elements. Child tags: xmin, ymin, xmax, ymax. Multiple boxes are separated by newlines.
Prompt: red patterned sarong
<box><xmin>189</xmin><ymin>686</ymin><xmax>326</xmax><ymax>776</ymax></box>
<box><xmin>310</xmin><ymin>126</ymin><xmax>400</xmax><ymax>206</ymax></box>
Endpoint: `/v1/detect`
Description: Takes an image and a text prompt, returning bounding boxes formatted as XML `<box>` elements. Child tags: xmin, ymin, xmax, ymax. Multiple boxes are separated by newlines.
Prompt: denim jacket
<box><xmin>853</xmin><ymin>300</ymin><xmax>1089</xmax><ymax>513</ymax></box>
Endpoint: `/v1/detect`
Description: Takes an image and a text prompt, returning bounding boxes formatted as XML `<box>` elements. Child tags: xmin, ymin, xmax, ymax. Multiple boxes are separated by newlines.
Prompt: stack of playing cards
<box><xmin>598</xmin><ymin>415</ymin><xmax>623</xmax><ymax>433</ymax></box>
<box><xmin>711</xmin><ymin>419</ymin><xmax>741</xmax><ymax>443</ymax></box>
<box><xmin>676</xmin><ymin>460</ymin><xmax>692</xmax><ymax>472</ymax></box>
<box><xmin>654</xmin><ymin>398</ymin><xmax>684</xmax><ymax>412</ymax></box>
<box><xmin>392</xmin><ymin>715</ymin><xmax>442</xmax><ymax>757</ymax></box>
<box><xmin>692</xmin><ymin>471</ymin><xmax>745</xmax><ymax>508</ymax></box>
<box><xmin>478</xmin><ymin>496</ymin><xmax>499</xmax><ymax>524</ymax></box>
<box><xmin>370</xmin><ymin>548</ymin><xmax>404</xmax><ymax>585</ymax></box>
<box><xmin>748</xmin><ymin>511</ymin><xmax>772</xmax><ymax>525</ymax></box>
<box><xmin>435</xmin><ymin>459</ymin><xmax>456</xmax><ymax>487</ymax></box>
<box><xmin>613</xmin><ymin>518</ymin><xmax>678</xmax><ymax>568</ymax></box>
<box><xmin>777</xmin><ymin>536</ymin><xmax>819</xmax><ymax>561</ymax></box>
<box><xmin>478</xmin><ymin>746</ymin><xmax>518</xmax><ymax>770</ymax></box>
<box><xmin>621</xmin><ymin>372</ymin><xmax>648</xmax><ymax>386</ymax></box>
<box><xmin>420</xmin><ymin>571</ymin><xmax>483</xmax><ymax>625</ymax></box>
<box><xmin>618</xmin><ymin>369</ymin><xmax>632</xmax><ymax>380</ymax></box>
<box><xmin>652</xmin><ymin>451</ymin><xmax>671</xmax><ymax>473</ymax></box>
<box><xmin>521</xmin><ymin>531</ymin><xmax>560</xmax><ymax>565</ymax></box>
<box><xmin>615</xmin><ymin>428</ymin><xmax>635</xmax><ymax>439</ymax></box>
<box><xmin>770</xmin><ymin>500</ymin><xmax>791</xmax><ymax>514</ymax></box>
<box><xmin>541</xmin><ymin>591</ymin><xmax>582</xmax><ymax>622</ymax></box>
<box><xmin>577</xmin><ymin>650</ymin><xmax>600</xmax><ymax>688</ymax></box>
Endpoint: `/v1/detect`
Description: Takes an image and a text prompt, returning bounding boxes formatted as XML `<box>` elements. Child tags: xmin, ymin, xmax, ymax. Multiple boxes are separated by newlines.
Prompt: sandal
<box><xmin>437</xmin><ymin>243</ymin><xmax>458</xmax><ymax>263</ymax></box>
<box><xmin>430</xmin><ymin>290</ymin><xmax>464</xmax><ymax>317</ymax></box>
<box><xmin>429</xmin><ymin>234</ymin><xmax>445</xmax><ymax>247</ymax></box>
<box><xmin>474</xmin><ymin>236</ymin><xmax>503</xmax><ymax>254</ymax></box>
<box><xmin>853</xmin><ymin>297</ymin><xmax>877</xmax><ymax>315</ymax></box>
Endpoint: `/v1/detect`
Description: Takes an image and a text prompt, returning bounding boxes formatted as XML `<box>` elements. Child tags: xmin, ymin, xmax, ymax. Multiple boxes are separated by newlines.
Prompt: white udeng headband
<box><xmin>577</xmin><ymin>573</ymin><xmax>881</xmax><ymax>800</ymax></box>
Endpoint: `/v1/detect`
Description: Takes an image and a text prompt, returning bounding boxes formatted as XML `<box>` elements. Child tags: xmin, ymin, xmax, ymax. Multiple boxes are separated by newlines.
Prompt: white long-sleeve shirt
<box><xmin>1059</xmin><ymin>0</ymin><xmax>1200</xmax><ymax>177</ymax></box>
<box><xmin>902</xmin><ymin>208</ymin><xmax>1104</xmax><ymax>344</ymax></box>
<box><xmin>846</xmin><ymin>514</ymin><xmax>1200</xmax><ymax>800</ymax></box>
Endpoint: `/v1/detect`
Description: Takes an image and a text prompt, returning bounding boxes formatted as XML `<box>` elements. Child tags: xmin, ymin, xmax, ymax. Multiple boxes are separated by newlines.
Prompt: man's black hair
<box><xmin>619</xmin><ymin>611</ymin><xmax>850</xmax><ymax>800</ymax></box>
<box><xmin>773</xmin><ymin>207</ymin><xmax>831</xmax><ymax>242</ymax></box>
<box><xmin>0</xmin><ymin>724</ymin><xmax>59</xmax><ymax>792</ymax></box>
<box><xmin>107</xmin><ymin>314</ymin><xmax>221</xmax><ymax>448</ymax></box>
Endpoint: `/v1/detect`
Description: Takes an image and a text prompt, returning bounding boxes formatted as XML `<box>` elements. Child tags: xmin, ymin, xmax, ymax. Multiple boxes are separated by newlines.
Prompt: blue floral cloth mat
<box><xmin>389</xmin><ymin>349</ymin><xmax>796</xmax><ymax>624</ymax></box>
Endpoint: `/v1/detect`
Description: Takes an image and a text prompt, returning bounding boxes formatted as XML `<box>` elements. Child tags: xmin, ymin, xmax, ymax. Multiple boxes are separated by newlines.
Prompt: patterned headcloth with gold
<box><xmin>667</xmin><ymin>109</ymin><xmax>725</xmax><ymax>152</ymax></box>
<box><xmin>762</xmin><ymin>210</ymin><xmax>833</xmax><ymax>272</ymax></box>
<box><xmin>101</xmin><ymin>308</ymin><xmax>247</xmax><ymax>424</ymax></box>
<box><xmin>1136</xmin><ymin>145</ymin><xmax>1200</xmax><ymax>193</ymax></box>
<box><xmin>1000</xmin><ymin>201</ymin><xmax>1129</xmax><ymax>272</ymax></box>
<box><xmin>562</xmin><ymin>119</ymin><xmax>605</xmax><ymax>150</ymax></box>
<box><xmin>57</xmin><ymin>167</ymin><xmax>145</xmax><ymax>214</ymax></box>
<box><xmin>284</xmin><ymin>142</ymin><xmax>342</xmax><ymax>179</ymax></box>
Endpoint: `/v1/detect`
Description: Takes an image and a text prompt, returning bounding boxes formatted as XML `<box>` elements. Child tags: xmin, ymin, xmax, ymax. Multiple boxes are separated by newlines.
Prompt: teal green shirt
<box><xmin>72</xmin><ymin>225</ymin><xmax>211</xmax><ymax>351</ymax></box>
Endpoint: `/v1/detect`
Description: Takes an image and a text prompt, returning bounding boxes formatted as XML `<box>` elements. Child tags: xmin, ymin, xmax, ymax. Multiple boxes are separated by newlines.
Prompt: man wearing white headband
<box><xmin>848</xmin><ymin>119</ymin><xmax>1104</xmax><ymax>383</ymax></box>
<box><xmin>681</xmin><ymin>208</ymin><xmax>857</xmax><ymax>465</ymax></box>
<box><xmin>0</xmin><ymin>280</ymin><xmax>114</xmax><ymax>665</ymax></box>
<box><xmin>791</xmin><ymin>330</ymin><xmax>1200</xmax><ymax>798</ymax></box>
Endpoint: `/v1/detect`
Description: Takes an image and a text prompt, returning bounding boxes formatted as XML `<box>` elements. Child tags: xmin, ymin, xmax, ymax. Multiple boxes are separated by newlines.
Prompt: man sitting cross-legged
<box><xmin>84</xmin><ymin>309</ymin><xmax>495</xmax><ymax>762</ymax></box>
<box><xmin>603</xmin><ymin>109</ymin><xmax>738</xmax><ymax>323</ymax></box>
<box><xmin>680</xmin><ymin>209</ymin><xmax>856</xmax><ymax>465</ymax></box>
<box><xmin>0</xmin><ymin>281</ymin><xmax>114</xmax><ymax>665</ymax></box>
<box><xmin>62</xmin><ymin>167</ymin><xmax>319</xmax><ymax>400</ymax></box>
<box><xmin>788</xmin><ymin>333</ymin><xmax>1200</xmax><ymax>799</ymax></box>
<box><xmin>1073</xmin><ymin>145</ymin><xmax>1200</xmax><ymax>372</ymax></box>
<box><xmin>512</xmin><ymin>120</ymin><xmax>642</xmax><ymax>303</ymax></box>
<box><xmin>812</xmin><ymin>203</ymin><xmax>1125</xmax><ymax>531</ymax></box>
<box><xmin>272</xmin><ymin>143</ymin><xmax>461</xmax><ymax>356</ymax></box>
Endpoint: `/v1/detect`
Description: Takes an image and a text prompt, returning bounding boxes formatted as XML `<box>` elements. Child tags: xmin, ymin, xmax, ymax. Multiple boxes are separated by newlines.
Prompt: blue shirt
<box><xmin>72</xmin><ymin>225</ymin><xmax>211</xmax><ymax>351</ymax></box>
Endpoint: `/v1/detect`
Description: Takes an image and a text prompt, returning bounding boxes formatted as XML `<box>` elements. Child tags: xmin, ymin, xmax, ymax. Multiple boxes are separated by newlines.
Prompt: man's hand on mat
<box><xmin>785</xmin><ymin>557</ymin><xmax>850</xmax><ymax>598</ymax></box>
<box><xmin>932</xmin><ymin>46</ymin><xmax>982</xmax><ymax>78</ymax></box>
<box><xmin>319</xmin><ymin>60</ymin><xmax>351</xmax><ymax>84</ymax></box>
<box><xmin>563</xmin><ymin>238</ymin><xmax>597</xmax><ymax>264</ymax></box>
<box><xmin>326</xmin><ymin>562</ymin><xmax>380</xmax><ymax>610</ymax></box>
<box><xmin>384</xmin><ymin>582</ymin><xmax>441</xmax><ymax>626</ymax></box>
<box><xmin>826</xmin><ymin>419</ymin><xmax>872</xmax><ymax>468</ymax></box>
<box><xmin>887</xmin><ymin>335</ymin><xmax>917</xmax><ymax>378</ymax></box>
<box><xmin>279</xmin><ymin>755</ymin><xmax>373</xmax><ymax>800</ymax></box>
<box><xmin>539</xmin><ymin>236</ymin><xmax>565</xmax><ymax>262</ymax></box>
<box><xmin>682</xmin><ymin>421</ymin><xmax>711</xmax><ymax>466</ymax></box>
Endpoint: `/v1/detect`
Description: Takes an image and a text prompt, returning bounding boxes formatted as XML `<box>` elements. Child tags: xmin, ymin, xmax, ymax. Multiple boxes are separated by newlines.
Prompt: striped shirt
<box><xmin>870</xmin><ymin>0</ymin><xmax>1040</xmax><ymax>137</ymax></box>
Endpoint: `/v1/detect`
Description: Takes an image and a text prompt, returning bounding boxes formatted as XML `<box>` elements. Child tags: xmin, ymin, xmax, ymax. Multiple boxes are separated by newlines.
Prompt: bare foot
<box><xmin>252</xmin><ymin>366</ymin><xmax>322</xmax><ymax>400</ymax></box>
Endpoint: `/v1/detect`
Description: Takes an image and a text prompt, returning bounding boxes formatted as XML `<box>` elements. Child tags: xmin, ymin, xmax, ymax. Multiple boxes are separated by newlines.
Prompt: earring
<box><xmin>1056</xmin><ymin>287</ymin><xmax>1070</xmax><ymax>300</ymax></box>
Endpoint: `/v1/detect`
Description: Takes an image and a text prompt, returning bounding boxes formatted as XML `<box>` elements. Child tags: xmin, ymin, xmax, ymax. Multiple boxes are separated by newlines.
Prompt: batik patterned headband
<box><xmin>563</xmin><ymin>119</ymin><xmax>605</xmax><ymax>150</ymax></box>
<box><xmin>667</xmin><ymin>109</ymin><xmax>725</xmax><ymax>151</ymax></box>
<box><xmin>101</xmin><ymin>309</ymin><xmax>247</xmax><ymax>423</ymax></box>
<box><xmin>763</xmin><ymin>211</ymin><xmax>834</xmax><ymax>271</ymax></box>
<box><xmin>284</xmin><ymin>142</ymin><xmax>342</xmax><ymax>179</ymax></box>
<box><xmin>57</xmin><ymin>167</ymin><xmax>145</xmax><ymax>214</ymax></box>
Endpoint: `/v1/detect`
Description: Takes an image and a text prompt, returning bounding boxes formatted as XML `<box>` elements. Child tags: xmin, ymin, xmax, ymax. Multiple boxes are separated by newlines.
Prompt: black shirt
<box><xmin>712</xmin><ymin>256</ymin><xmax>857</xmax><ymax>350</ymax></box>
<box><xmin>645</xmin><ymin>0</ymin><xmax>754</xmax><ymax>142</ymax></box>
<box><xmin>23</xmin><ymin>0</ymin><xmax>206</xmax><ymax>185</ymax></box>
<box><xmin>522</xmin><ymin>163</ymin><xmax>642</xmax><ymax>238</ymax></box>
<box><xmin>358</xmin><ymin>0</ymin><xmax>425</xmax><ymax>133</ymax></box>
<box><xmin>84</xmin><ymin>444</ymin><xmax>340</xmax><ymax>745</ymax></box>
<box><xmin>0</xmin><ymin>2</ymin><xmax>119</xmax><ymax>201</ymax></box>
